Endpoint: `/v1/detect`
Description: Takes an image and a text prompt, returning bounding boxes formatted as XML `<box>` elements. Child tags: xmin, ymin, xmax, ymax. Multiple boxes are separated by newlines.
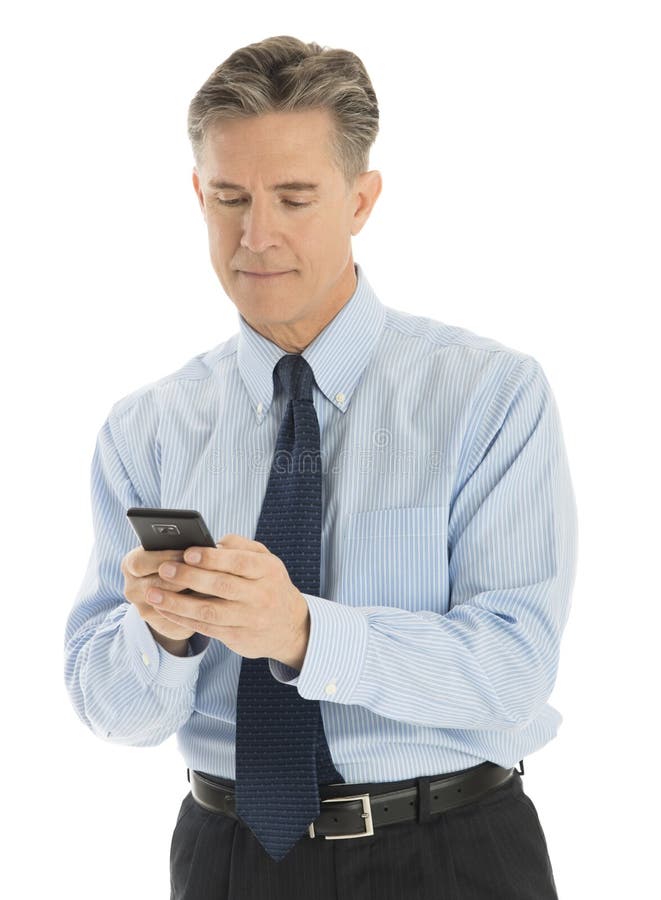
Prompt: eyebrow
<box><xmin>208</xmin><ymin>179</ymin><xmax>320</xmax><ymax>192</ymax></box>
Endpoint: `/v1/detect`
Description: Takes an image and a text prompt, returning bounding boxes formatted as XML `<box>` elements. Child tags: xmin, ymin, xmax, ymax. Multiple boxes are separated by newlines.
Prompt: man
<box><xmin>64</xmin><ymin>35</ymin><xmax>577</xmax><ymax>899</ymax></box>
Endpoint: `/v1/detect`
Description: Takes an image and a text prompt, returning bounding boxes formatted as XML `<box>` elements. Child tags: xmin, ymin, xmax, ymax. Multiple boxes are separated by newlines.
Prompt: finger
<box><xmin>125</xmin><ymin>546</ymin><xmax>185</xmax><ymax>578</ymax></box>
<box><xmin>216</xmin><ymin>534</ymin><xmax>271</xmax><ymax>554</ymax></box>
<box><xmin>144</xmin><ymin>588</ymin><xmax>238</xmax><ymax>629</ymax></box>
<box><xmin>124</xmin><ymin>574</ymin><xmax>193</xmax><ymax>608</ymax></box>
<box><xmin>157</xmin><ymin>560</ymin><xmax>245</xmax><ymax>599</ymax></box>
<box><xmin>150</xmin><ymin>573</ymin><xmax>197</xmax><ymax>594</ymax></box>
<box><xmin>181</xmin><ymin>544</ymin><xmax>265</xmax><ymax>579</ymax></box>
<box><xmin>154</xmin><ymin>607</ymin><xmax>242</xmax><ymax>638</ymax></box>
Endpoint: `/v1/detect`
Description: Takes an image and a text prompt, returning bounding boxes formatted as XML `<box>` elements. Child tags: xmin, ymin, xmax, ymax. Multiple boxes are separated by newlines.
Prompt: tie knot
<box><xmin>274</xmin><ymin>354</ymin><xmax>315</xmax><ymax>401</ymax></box>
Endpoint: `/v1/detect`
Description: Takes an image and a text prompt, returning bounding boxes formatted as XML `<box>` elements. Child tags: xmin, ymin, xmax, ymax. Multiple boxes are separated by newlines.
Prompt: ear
<box><xmin>350</xmin><ymin>170</ymin><xmax>383</xmax><ymax>237</ymax></box>
<box><xmin>192</xmin><ymin>167</ymin><xmax>207</xmax><ymax>222</ymax></box>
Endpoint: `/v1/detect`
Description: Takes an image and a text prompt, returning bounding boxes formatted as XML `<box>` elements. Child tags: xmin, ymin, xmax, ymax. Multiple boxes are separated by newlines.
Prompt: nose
<box><xmin>239</xmin><ymin>199</ymin><xmax>281</xmax><ymax>255</ymax></box>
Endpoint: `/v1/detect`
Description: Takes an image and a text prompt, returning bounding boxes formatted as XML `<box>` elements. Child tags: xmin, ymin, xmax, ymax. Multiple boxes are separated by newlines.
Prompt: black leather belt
<box><xmin>188</xmin><ymin>762</ymin><xmax>516</xmax><ymax>840</ymax></box>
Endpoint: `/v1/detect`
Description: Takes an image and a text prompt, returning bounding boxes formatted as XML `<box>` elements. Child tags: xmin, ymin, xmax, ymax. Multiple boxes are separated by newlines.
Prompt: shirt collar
<box><xmin>237</xmin><ymin>262</ymin><xmax>387</xmax><ymax>423</ymax></box>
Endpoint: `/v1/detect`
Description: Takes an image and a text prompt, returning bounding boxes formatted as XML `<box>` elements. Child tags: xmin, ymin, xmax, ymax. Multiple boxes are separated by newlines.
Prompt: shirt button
<box><xmin>142</xmin><ymin>652</ymin><xmax>150</xmax><ymax>666</ymax></box>
<box><xmin>256</xmin><ymin>402</ymin><xmax>263</xmax><ymax>415</ymax></box>
<box><xmin>324</xmin><ymin>682</ymin><xmax>337</xmax><ymax>696</ymax></box>
<box><xmin>335</xmin><ymin>393</ymin><xmax>345</xmax><ymax>405</ymax></box>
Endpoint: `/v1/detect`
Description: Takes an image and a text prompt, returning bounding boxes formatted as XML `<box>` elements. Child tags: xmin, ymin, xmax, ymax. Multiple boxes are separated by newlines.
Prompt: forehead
<box><xmin>200</xmin><ymin>108</ymin><xmax>335</xmax><ymax>175</ymax></box>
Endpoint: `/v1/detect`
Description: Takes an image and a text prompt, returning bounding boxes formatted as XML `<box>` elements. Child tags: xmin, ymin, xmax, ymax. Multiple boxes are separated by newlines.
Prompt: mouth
<box><xmin>239</xmin><ymin>270</ymin><xmax>293</xmax><ymax>279</ymax></box>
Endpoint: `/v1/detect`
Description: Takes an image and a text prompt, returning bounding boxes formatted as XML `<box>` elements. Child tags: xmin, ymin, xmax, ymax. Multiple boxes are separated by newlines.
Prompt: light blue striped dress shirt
<box><xmin>64</xmin><ymin>262</ymin><xmax>578</xmax><ymax>783</ymax></box>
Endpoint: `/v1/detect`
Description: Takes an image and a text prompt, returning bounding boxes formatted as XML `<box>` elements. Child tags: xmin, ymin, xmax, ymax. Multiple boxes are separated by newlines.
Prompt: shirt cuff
<box><xmin>269</xmin><ymin>594</ymin><xmax>369</xmax><ymax>703</ymax></box>
<box><xmin>123</xmin><ymin>602</ymin><xmax>210</xmax><ymax>688</ymax></box>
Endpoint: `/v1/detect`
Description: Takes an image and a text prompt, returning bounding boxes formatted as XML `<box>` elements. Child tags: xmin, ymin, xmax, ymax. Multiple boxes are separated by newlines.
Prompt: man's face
<box><xmin>192</xmin><ymin>108</ymin><xmax>381</xmax><ymax>352</ymax></box>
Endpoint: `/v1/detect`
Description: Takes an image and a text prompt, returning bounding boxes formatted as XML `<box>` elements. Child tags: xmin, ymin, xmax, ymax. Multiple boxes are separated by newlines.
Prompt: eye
<box><xmin>216</xmin><ymin>198</ymin><xmax>310</xmax><ymax>209</ymax></box>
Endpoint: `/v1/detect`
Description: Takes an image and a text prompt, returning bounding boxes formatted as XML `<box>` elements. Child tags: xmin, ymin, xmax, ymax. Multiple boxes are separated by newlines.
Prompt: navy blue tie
<box><xmin>234</xmin><ymin>353</ymin><xmax>345</xmax><ymax>862</ymax></box>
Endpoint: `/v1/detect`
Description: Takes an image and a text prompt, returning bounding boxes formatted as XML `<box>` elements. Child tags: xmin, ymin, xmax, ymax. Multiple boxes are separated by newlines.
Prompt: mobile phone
<box><xmin>126</xmin><ymin>507</ymin><xmax>217</xmax><ymax>552</ymax></box>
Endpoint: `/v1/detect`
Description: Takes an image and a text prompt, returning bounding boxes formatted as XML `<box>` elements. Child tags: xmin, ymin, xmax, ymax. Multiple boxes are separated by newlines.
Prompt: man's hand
<box><xmin>140</xmin><ymin>534</ymin><xmax>311</xmax><ymax>669</ymax></box>
<box><xmin>121</xmin><ymin>545</ymin><xmax>196</xmax><ymax>655</ymax></box>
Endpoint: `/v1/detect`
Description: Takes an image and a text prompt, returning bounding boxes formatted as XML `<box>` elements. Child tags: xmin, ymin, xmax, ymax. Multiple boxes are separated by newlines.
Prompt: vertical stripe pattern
<box><xmin>64</xmin><ymin>262</ymin><xmax>578</xmax><ymax>783</ymax></box>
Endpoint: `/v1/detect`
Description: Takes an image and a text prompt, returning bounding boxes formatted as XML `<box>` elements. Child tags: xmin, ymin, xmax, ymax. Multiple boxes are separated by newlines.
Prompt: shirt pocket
<box><xmin>337</xmin><ymin>505</ymin><xmax>450</xmax><ymax>612</ymax></box>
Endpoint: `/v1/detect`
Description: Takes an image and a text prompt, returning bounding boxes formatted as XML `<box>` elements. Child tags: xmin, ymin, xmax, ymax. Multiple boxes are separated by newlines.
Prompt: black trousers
<box><xmin>170</xmin><ymin>769</ymin><xmax>558</xmax><ymax>899</ymax></box>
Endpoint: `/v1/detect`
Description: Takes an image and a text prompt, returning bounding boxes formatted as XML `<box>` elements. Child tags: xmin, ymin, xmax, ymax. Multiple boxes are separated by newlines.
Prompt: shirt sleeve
<box><xmin>63</xmin><ymin>410</ymin><xmax>210</xmax><ymax>746</ymax></box>
<box><xmin>269</xmin><ymin>356</ymin><xmax>578</xmax><ymax>731</ymax></box>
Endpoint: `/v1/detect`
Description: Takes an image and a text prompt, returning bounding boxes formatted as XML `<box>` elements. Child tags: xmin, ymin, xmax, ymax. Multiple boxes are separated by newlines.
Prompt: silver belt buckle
<box><xmin>308</xmin><ymin>793</ymin><xmax>374</xmax><ymax>840</ymax></box>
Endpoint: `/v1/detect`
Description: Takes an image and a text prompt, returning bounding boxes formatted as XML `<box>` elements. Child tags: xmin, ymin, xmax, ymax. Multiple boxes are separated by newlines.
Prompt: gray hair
<box><xmin>187</xmin><ymin>35</ymin><xmax>380</xmax><ymax>192</ymax></box>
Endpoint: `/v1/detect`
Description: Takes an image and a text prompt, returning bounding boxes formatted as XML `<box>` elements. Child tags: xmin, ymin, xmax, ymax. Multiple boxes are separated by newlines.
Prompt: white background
<box><xmin>2</xmin><ymin>2</ymin><xmax>659</xmax><ymax>897</ymax></box>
